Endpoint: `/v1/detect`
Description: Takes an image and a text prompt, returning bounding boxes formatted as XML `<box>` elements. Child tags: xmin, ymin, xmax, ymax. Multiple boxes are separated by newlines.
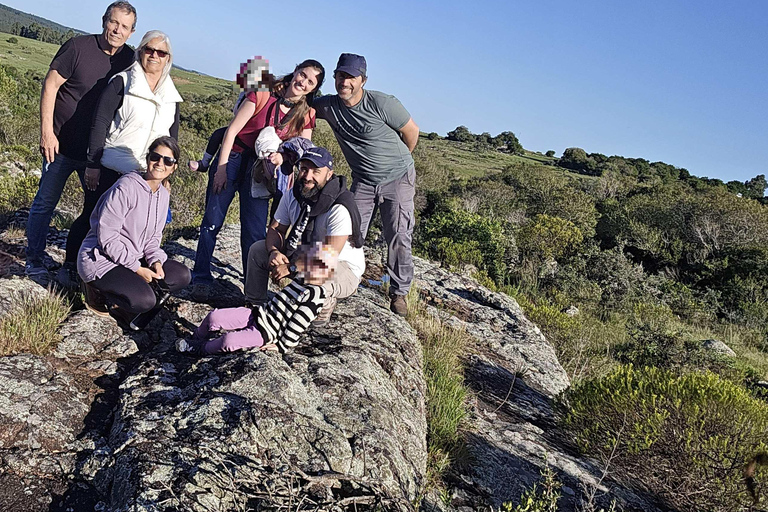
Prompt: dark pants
<box><xmin>90</xmin><ymin>260</ymin><xmax>191</xmax><ymax>315</ymax></box>
<box><xmin>65</xmin><ymin>166</ymin><xmax>121</xmax><ymax>264</ymax></box>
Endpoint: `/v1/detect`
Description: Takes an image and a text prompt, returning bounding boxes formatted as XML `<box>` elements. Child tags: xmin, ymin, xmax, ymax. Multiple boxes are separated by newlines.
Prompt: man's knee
<box><xmin>247</xmin><ymin>240</ymin><xmax>271</xmax><ymax>270</ymax></box>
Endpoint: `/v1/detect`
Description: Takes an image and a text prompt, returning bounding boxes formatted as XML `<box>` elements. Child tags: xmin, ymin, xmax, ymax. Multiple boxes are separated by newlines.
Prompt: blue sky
<box><xmin>8</xmin><ymin>0</ymin><xmax>768</xmax><ymax>182</ymax></box>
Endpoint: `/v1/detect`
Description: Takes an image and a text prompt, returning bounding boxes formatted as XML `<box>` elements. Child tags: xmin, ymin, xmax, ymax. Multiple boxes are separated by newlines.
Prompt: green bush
<box><xmin>419</xmin><ymin>205</ymin><xmax>511</xmax><ymax>282</ymax></box>
<box><xmin>563</xmin><ymin>366</ymin><xmax>768</xmax><ymax>512</ymax></box>
<box><xmin>517</xmin><ymin>214</ymin><xmax>583</xmax><ymax>261</ymax></box>
<box><xmin>427</xmin><ymin>132</ymin><xmax>439</xmax><ymax>140</ymax></box>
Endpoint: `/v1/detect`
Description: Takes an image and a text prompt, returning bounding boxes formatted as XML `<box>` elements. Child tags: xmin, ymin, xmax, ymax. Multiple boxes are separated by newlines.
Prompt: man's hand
<box><xmin>268</xmin><ymin>249</ymin><xmax>289</xmax><ymax>268</ymax></box>
<box><xmin>270</xmin><ymin>263</ymin><xmax>291</xmax><ymax>283</ymax></box>
<box><xmin>84</xmin><ymin>167</ymin><xmax>101</xmax><ymax>192</ymax></box>
<box><xmin>136</xmin><ymin>266</ymin><xmax>160</xmax><ymax>283</ymax></box>
<box><xmin>40</xmin><ymin>130</ymin><xmax>59</xmax><ymax>163</ymax></box>
<box><xmin>212</xmin><ymin>163</ymin><xmax>228</xmax><ymax>194</ymax></box>
<box><xmin>151</xmin><ymin>261</ymin><xmax>165</xmax><ymax>280</ymax></box>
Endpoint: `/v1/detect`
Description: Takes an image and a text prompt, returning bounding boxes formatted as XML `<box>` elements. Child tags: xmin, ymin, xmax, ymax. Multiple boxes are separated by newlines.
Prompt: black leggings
<box><xmin>89</xmin><ymin>260</ymin><xmax>191</xmax><ymax>314</ymax></box>
<box><xmin>65</xmin><ymin>166</ymin><xmax>121</xmax><ymax>264</ymax></box>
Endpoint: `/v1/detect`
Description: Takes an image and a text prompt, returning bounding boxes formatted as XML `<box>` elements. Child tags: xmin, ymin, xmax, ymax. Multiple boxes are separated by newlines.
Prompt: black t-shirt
<box><xmin>49</xmin><ymin>34</ymin><xmax>134</xmax><ymax>160</ymax></box>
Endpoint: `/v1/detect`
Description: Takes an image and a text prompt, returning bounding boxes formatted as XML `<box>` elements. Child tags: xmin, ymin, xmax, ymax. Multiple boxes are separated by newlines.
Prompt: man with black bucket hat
<box><xmin>244</xmin><ymin>146</ymin><xmax>365</xmax><ymax>326</ymax></box>
<box><xmin>312</xmin><ymin>53</ymin><xmax>419</xmax><ymax>316</ymax></box>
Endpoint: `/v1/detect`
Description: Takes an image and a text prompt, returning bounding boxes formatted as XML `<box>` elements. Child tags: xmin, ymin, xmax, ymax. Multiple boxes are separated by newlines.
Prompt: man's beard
<box><xmin>300</xmin><ymin>181</ymin><xmax>320</xmax><ymax>200</ymax></box>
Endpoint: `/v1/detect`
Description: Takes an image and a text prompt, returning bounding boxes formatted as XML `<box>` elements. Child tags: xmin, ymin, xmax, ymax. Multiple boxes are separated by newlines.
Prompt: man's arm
<box><xmin>399</xmin><ymin>118</ymin><xmax>420</xmax><ymax>153</ymax></box>
<box><xmin>266</xmin><ymin>219</ymin><xmax>290</xmax><ymax>256</ymax></box>
<box><xmin>39</xmin><ymin>69</ymin><xmax>67</xmax><ymax>163</ymax></box>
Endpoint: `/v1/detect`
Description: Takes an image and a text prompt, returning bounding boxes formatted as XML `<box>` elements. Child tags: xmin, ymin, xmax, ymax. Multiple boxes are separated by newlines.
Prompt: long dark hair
<box><xmin>271</xmin><ymin>59</ymin><xmax>325</xmax><ymax>138</ymax></box>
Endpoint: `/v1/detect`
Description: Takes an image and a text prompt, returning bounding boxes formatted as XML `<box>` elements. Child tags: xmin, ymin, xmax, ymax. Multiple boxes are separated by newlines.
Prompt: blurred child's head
<box><xmin>236</xmin><ymin>56</ymin><xmax>271</xmax><ymax>93</ymax></box>
<box><xmin>297</xmin><ymin>242</ymin><xmax>338</xmax><ymax>284</ymax></box>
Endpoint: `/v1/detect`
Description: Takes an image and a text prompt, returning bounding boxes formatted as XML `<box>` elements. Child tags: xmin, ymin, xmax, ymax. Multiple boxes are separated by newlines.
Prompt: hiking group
<box><xmin>25</xmin><ymin>1</ymin><xmax>420</xmax><ymax>352</ymax></box>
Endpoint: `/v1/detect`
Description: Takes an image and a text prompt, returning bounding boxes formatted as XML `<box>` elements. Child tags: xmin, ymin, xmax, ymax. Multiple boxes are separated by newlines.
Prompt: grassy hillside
<box><xmin>0</xmin><ymin>3</ymin><xmax>84</xmax><ymax>37</ymax></box>
<box><xmin>0</xmin><ymin>32</ymin><xmax>235</xmax><ymax>97</ymax></box>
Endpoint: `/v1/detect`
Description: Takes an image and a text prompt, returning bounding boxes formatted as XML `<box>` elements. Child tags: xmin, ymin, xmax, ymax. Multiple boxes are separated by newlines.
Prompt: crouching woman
<box><xmin>78</xmin><ymin>136</ymin><xmax>191</xmax><ymax>317</ymax></box>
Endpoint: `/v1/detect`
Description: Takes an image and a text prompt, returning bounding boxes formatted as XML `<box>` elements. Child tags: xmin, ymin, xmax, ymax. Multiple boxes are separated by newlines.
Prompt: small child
<box><xmin>189</xmin><ymin>57</ymin><xmax>271</xmax><ymax>173</ymax></box>
<box><xmin>176</xmin><ymin>242</ymin><xmax>337</xmax><ymax>355</ymax></box>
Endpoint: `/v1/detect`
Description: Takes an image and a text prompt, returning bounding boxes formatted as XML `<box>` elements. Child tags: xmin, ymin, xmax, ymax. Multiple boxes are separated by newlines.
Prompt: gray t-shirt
<box><xmin>314</xmin><ymin>90</ymin><xmax>414</xmax><ymax>186</ymax></box>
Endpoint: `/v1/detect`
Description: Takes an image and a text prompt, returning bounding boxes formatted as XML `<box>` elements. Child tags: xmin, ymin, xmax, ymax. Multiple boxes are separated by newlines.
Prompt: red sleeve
<box><xmin>304</xmin><ymin>108</ymin><xmax>316</xmax><ymax>130</ymax></box>
<box><xmin>246</xmin><ymin>90</ymin><xmax>270</xmax><ymax>114</ymax></box>
<box><xmin>49</xmin><ymin>38</ymin><xmax>77</xmax><ymax>80</ymax></box>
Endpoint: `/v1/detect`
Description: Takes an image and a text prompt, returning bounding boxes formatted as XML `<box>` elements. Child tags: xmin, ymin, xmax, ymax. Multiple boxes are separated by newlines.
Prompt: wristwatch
<box><xmin>288</xmin><ymin>264</ymin><xmax>297</xmax><ymax>274</ymax></box>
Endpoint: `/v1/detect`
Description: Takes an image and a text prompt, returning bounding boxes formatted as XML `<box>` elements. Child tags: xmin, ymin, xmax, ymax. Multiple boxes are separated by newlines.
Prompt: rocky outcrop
<box><xmin>0</xmin><ymin>224</ymin><xmax>664</xmax><ymax>511</ymax></box>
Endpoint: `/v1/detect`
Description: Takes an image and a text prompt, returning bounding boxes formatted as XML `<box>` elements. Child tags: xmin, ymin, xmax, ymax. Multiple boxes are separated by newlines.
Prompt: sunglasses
<box><xmin>143</xmin><ymin>46</ymin><xmax>169</xmax><ymax>58</ymax></box>
<box><xmin>148</xmin><ymin>152</ymin><xmax>177</xmax><ymax>166</ymax></box>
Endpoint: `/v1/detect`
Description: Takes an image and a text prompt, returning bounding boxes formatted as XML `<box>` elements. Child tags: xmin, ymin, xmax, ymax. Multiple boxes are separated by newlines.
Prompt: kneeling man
<box><xmin>245</xmin><ymin>147</ymin><xmax>364</xmax><ymax>324</ymax></box>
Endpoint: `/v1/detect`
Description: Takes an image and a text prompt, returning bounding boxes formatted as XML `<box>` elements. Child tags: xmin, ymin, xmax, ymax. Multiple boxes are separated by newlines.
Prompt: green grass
<box><xmin>0</xmin><ymin>32</ymin><xmax>235</xmax><ymax>98</ymax></box>
<box><xmin>404</xmin><ymin>286</ymin><xmax>470</xmax><ymax>483</ymax></box>
<box><xmin>0</xmin><ymin>288</ymin><xmax>71</xmax><ymax>356</ymax></box>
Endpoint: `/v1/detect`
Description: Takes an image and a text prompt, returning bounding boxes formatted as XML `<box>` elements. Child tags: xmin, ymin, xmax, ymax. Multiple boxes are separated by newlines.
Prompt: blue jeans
<box><xmin>192</xmin><ymin>152</ymin><xmax>269</xmax><ymax>284</ymax></box>
<box><xmin>26</xmin><ymin>154</ymin><xmax>86</xmax><ymax>262</ymax></box>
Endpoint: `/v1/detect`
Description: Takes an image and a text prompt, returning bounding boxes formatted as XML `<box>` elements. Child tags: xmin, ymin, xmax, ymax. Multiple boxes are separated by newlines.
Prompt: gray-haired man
<box><xmin>25</xmin><ymin>1</ymin><xmax>136</xmax><ymax>284</ymax></box>
<box><xmin>312</xmin><ymin>53</ymin><xmax>419</xmax><ymax>316</ymax></box>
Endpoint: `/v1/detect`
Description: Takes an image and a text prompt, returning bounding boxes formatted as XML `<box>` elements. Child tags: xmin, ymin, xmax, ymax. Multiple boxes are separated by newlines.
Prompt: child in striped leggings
<box><xmin>177</xmin><ymin>243</ymin><xmax>337</xmax><ymax>354</ymax></box>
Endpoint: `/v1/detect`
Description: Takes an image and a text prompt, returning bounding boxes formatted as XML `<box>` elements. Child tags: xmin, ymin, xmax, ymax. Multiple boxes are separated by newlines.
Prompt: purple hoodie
<box><xmin>77</xmin><ymin>172</ymin><xmax>169</xmax><ymax>282</ymax></box>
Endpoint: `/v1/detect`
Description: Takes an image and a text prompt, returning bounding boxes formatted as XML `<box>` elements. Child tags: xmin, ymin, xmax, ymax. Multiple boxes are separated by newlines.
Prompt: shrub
<box><xmin>427</xmin><ymin>132</ymin><xmax>439</xmax><ymax>140</ymax></box>
<box><xmin>7</xmin><ymin>37</ymin><xmax>17</xmax><ymax>44</ymax></box>
<box><xmin>501</xmin><ymin>463</ymin><xmax>561</xmax><ymax>512</ymax></box>
<box><xmin>563</xmin><ymin>366</ymin><xmax>768</xmax><ymax>512</ymax></box>
<box><xmin>0</xmin><ymin>173</ymin><xmax>39</xmax><ymax>220</ymax></box>
<box><xmin>446</xmin><ymin>125</ymin><xmax>474</xmax><ymax>142</ymax></box>
<box><xmin>419</xmin><ymin>205</ymin><xmax>511</xmax><ymax>282</ymax></box>
<box><xmin>0</xmin><ymin>289</ymin><xmax>71</xmax><ymax>356</ymax></box>
<box><xmin>517</xmin><ymin>214</ymin><xmax>583</xmax><ymax>262</ymax></box>
<box><xmin>545</xmin><ymin>150</ymin><xmax>555</xmax><ymax>158</ymax></box>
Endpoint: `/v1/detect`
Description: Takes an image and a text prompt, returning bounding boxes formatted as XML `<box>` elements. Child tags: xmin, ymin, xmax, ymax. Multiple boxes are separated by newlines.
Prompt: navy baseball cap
<box><xmin>298</xmin><ymin>147</ymin><xmax>334</xmax><ymax>170</ymax></box>
<box><xmin>334</xmin><ymin>53</ymin><xmax>367</xmax><ymax>78</ymax></box>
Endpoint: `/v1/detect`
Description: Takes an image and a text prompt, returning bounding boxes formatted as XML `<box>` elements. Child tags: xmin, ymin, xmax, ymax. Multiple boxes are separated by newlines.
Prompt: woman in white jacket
<box><xmin>60</xmin><ymin>30</ymin><xmax>182</xmax><ymax>285</ymax></box>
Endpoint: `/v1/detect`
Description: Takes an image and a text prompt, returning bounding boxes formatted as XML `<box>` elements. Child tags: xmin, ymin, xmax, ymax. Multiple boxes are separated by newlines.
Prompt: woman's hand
<box><xmin>151</xmin><ymin>261</ymin><xmax>165</xmax><ymax>280</ymax></box>
<box><xmin>136</xmin><ymin>266</ymin><xmax>160</xmax><ymax>283</ymax></box>
<box><xmin>260</xmin><ymin>342</ymin><xmax>278</xmax><ymax>352</ymax></box>
<box><xmin>212</xmin><ymin>162</ymin><xmax>228</xmax><ymax>194</ymax></box>
<box><xmin>85</xmin><ymin>167</ymin><xmax>101</xmax><ymax>192</ymax></box>
<box><xmin>268</xmin><ymin>152</ymin><xmax>284</xmax><ymax>167</ymax></box>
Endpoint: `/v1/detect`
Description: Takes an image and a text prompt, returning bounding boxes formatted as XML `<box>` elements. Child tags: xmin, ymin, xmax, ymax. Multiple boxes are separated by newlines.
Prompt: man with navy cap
<box><xmin>312</xmin><ymin>53</ymin><xmax>419</xmax><ymax>316</ymax></box>
<box><xmin>244</xmin><ymin>146</ymin><xmax>365</xmax><ymax>325</ymax></box>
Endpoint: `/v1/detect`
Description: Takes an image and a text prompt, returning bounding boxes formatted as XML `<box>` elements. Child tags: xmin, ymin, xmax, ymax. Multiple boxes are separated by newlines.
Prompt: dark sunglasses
<box><xmin>148</xmin><ymin>152</ymin><xmax>177</xmax><ymax>166</ymax></box>
<box><xmin>143</xmin><ymin>46</ymin><xmax>169</xmax><ymax>58</ymax></box>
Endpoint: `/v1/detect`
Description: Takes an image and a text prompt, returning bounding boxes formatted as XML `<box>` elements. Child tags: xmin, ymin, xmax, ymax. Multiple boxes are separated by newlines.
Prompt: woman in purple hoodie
<box><xmin>77</xmin><ymin>136</ymin><xmax>191</xmax><ymax>318</ymax></box>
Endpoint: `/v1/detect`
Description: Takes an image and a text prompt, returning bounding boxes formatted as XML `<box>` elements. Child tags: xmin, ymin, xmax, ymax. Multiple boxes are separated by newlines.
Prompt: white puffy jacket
<box><xmin>101</xmin><ymin>61</ymin><xmax>183</xmax><ymax>173</ymax></box>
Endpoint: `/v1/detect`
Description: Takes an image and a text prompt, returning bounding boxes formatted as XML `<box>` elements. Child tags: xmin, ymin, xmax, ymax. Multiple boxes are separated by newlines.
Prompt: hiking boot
<box><xmin>312</xmin><ymin>297</ymin><xmax>337</xmax><ymax>327</ymax></box>
<box><xmin>109</xmin><ymin>305</ymin><xmax>135</xmax><ymax>329</ymax></box>
<box><xmin>81</xmin><ymin>280</ymin><xmax>110</xmax><ymax>318</ymax></box>
<box><xmin>390</xmin><ymin>295</ymin><xmax>408</xmax><ymax>317</ymax></box>
<box><xmin>56</xmin><ymin>263</ymin><xmax>80</xmax><ymax>290</ymax></box>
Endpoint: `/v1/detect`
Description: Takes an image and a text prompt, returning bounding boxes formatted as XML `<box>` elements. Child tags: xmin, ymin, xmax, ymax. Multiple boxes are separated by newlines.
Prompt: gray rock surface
<box><xmin>411</xmin><ymin>258</ymin><xmax>665</xmax><ymax>512</ymax></box>
<box><xmin>701</xmin><ymin>338</ymin><xmax>736</xmax><ymax>357</ymax></box>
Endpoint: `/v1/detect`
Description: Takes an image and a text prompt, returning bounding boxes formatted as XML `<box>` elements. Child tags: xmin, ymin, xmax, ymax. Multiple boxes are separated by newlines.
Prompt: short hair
<box><xmin>147</xmin><ymin>136</ymin><xmax>180</xmax><ymax>162</ymax></box>
<box><xmin>102</xmin><ymin>1</ymin><xmax>137</xmax><ymax>30</ymax></box>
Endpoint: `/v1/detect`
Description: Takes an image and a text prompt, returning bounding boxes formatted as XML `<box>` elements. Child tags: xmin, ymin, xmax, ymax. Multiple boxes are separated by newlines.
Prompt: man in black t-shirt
<box><xmin>25</xmin><ymin>1</ymin><xmax>136</xmax><ymax>284</ymax></box>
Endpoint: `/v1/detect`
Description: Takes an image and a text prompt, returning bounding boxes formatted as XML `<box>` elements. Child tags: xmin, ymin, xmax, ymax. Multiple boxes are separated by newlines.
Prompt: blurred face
<box><xmin>297</xmin><ymin>243</ymin><xmax>337</xmax><ymax>284</ymax></box>
<box><xmin>297</xmin><ymin>161</ymin><xmax>333</xmax><ymax>199</ymax></box>
<box><xmin>285</xmin><ymin>66</ymin><xmax>321</xmax><ymax>100</ymax></box>
<box><xmin>145</xmin><ymin>145</ymin><xmax>177</xmax><ymax>180</ymax></box>
<box><xmin>102</xmin><ymin>8</ymin><xmax>135</xmax><ymax>49</ymax></box>
<box><xmin>334</xmin><ymin>71</ymin><xmax>365</xmax><ymax>103</ymax></box>
<box><xmin>140</xmin><ymin>38</ymin><xmax>170</xmax><ymax>75</ymax></box>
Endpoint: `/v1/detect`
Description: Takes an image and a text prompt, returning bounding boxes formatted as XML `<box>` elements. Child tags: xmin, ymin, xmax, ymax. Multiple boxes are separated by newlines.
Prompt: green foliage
<box><xmin>501</xmin><ymin>463</ymin><xmax>561</xmax><ymax>512</ymax></box>
<box><xmin>0</xmin><ymin>173</ymin><xmax>38</xmax><ymax>219</ymax></box>
<box><xmin>563</xmin><ymin>365</ymin><xmax>768</xmax><ymax>511</ymax></box>
<box><xmin>545</xmin><ymin>150</ymin><xmax>555</xmax><ymax>158</ymax></box>
<box><xmin>517</xmin><ymin>214</ymin><xmax>583</xmax><ymax>261</ymax></box>
<box><xmin>493</xmin><ymin>131</ymin><xmax>523</xmax><ymax>155</ymax></box>
<box><xmin>446</xmin><ymin>125</ymin><xmax>474</xmax><ymax>142</ymax></box>
<box><xmin>7</xmin><ymin>36</ymin><xmax>16</xmax><ymax>44</ymax></box>
<box><xmin>419</xmin><ymin>203</ymin><xmax>511</xmax><ymax>282</ymax></box>
<box><xmin>427</xmin><ymin>131</ymin><xmax>439</xmax><ymax>140</ymax></box>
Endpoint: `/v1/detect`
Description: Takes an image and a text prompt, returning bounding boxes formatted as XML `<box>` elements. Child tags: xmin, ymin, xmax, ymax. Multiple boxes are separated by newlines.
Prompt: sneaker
<box><xmin>390</xmin><ymin>295</ymin><xmax>408</xmax><ymax>317</ymax></box>
<box><xmin>175</xmin><ymin>337</ymin><xmax>204</xmax><ymax>354</ymax></box>
<box><xmin>25</xmin><ymin>259</ymin><xmax>50</xmax><ymax>285</ymax></box>
<box><xmin>81</xmin><ymin>281</ymin><xmax>110</xmax><ymax>318</ymax></box>
<box><xmin>56</xmin><ymin>263</ymin><xmax>80</xmax><ymax>290</ymax></box>
<box><xmin>312</xmin><ymin>297</ymin><xmax>337</xmax><ymax>327</ymax></box>
<box><xmin>191</xmin><ymin>282</ymin><xmax>212</xmax><ymax>302</ymax></box>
